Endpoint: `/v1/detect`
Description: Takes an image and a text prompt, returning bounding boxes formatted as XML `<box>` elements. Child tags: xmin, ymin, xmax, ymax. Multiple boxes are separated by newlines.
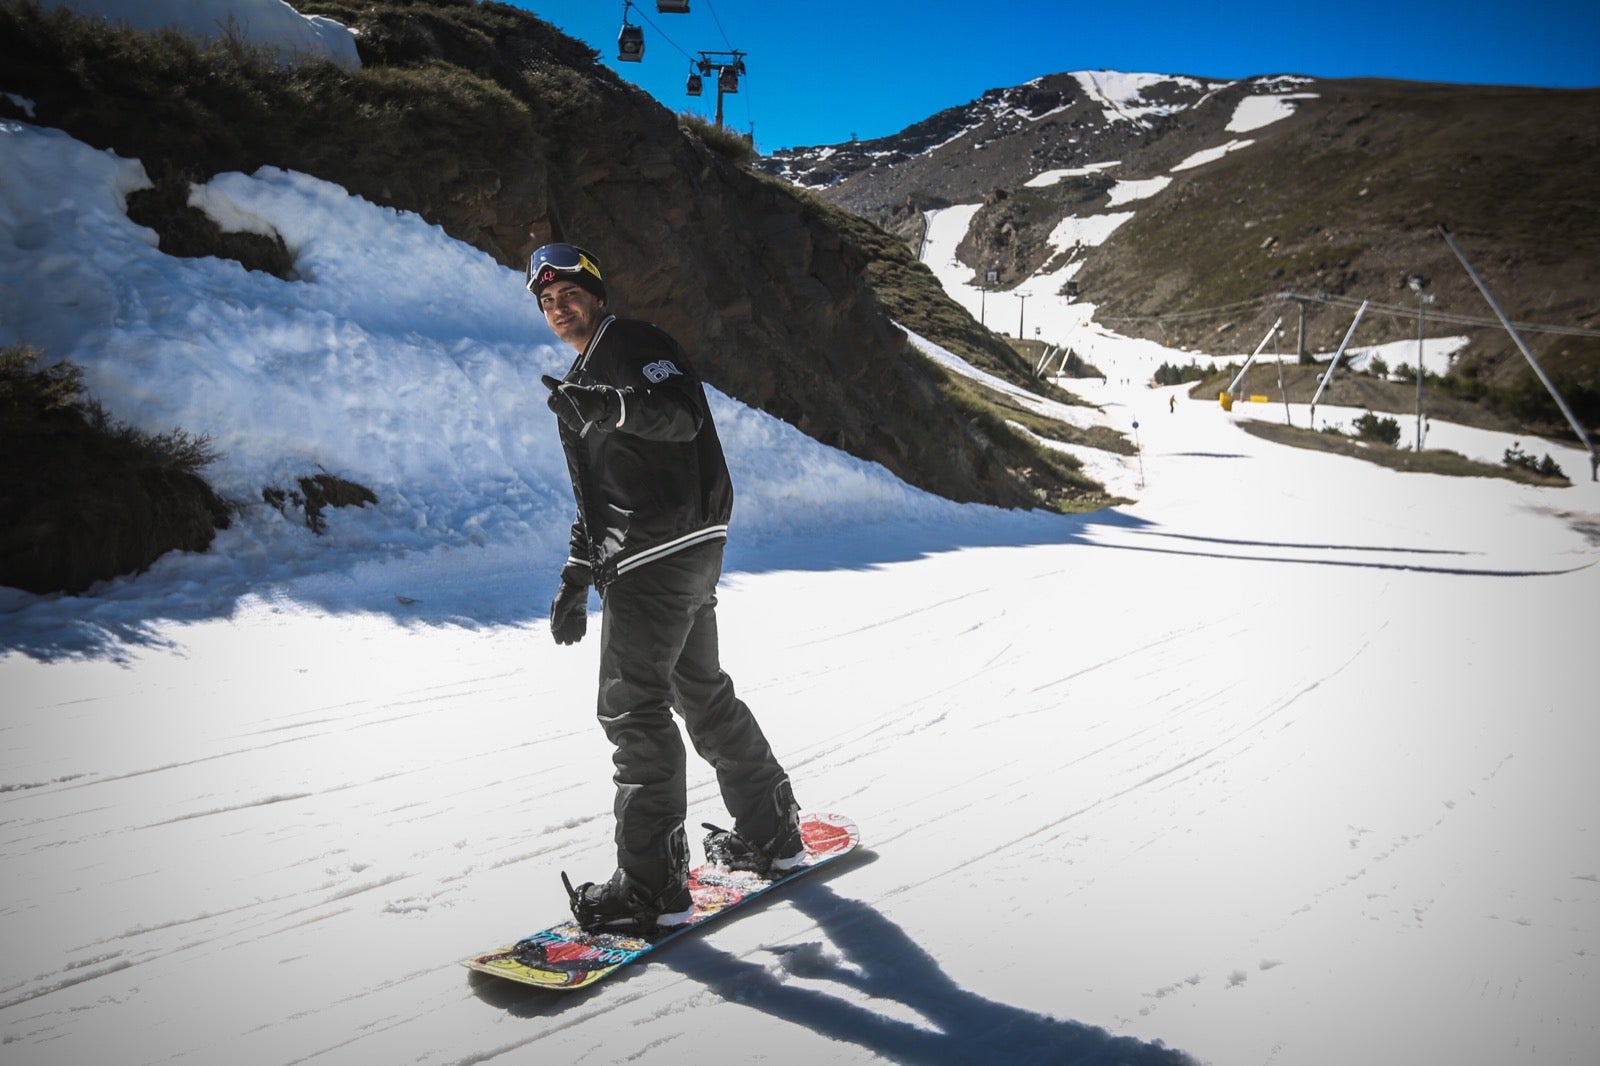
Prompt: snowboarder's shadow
<box><xmin>664</xmin><ymin>854</ymin><xmax>1195</xmax><ymax>1065</ymax></box>
<box><xmin>466</xmin><ymin>855</ymin><xmax>1193</xmax><ymax>1063</ymax></box>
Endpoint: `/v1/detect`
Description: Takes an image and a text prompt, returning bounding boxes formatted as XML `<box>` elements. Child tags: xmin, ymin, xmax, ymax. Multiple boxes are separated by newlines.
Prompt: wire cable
<box><xmin>1099</xmin><ymin>290</ymin><xmax>1599</xmax><ymax>338</ymax></box>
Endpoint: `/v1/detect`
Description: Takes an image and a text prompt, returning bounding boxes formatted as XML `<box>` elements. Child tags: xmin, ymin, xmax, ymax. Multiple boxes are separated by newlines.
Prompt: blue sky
<box><xmin>513</xmin><ymin>0</ymin><xmax>1599</xmax><ymax>153</ymax></box>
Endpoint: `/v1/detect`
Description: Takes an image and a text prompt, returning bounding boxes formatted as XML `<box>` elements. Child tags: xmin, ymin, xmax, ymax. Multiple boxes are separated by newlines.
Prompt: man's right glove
<box><xmin>550</xmin><ymin>567</ymin><xmax>590</xmax><ymax>645</ymax></box>
<box><xmin>542</xmin><ymin>374</ymin><xmax>622</xmax><ymax>435</ymax></box>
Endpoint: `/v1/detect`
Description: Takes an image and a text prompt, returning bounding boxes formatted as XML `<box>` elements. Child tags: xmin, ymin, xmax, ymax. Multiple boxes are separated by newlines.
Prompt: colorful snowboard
<box><xmin>463</xmin><ymin>812</ymin><xmax>859</xmax><ymax>991</ymax></box>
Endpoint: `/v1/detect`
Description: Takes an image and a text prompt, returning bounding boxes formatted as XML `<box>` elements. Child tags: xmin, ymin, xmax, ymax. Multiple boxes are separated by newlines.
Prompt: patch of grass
<box><xmin>679</xmin><ymin>112</ymin><xmax>756</xmax><ymax>165</ymax></box>
<box><xmin>0</xmin><ymin>345</ymin><xmax>220</xmax><ymax>475</ymax></box>
<box><xmin>1237</xmin><ymin>417</ymin><xmax>1569</xmax><ymax>486</ymax></box>
<box><xmin>1</xmin><ymin>344</ymin><xmax>231</xmax><ymax>593</ymax></box>
<box><xmin>263</xmin><ymin>472</ymin><xmax>378</xmax><ymax>534</ymax></box>
<box><xmin>907</xmin><ymin>348</ymin><xmax>1125</xmax><ymax>512</ymax></box>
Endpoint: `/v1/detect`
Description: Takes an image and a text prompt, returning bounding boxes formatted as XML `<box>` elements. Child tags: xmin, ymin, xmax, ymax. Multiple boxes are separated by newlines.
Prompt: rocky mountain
<box><xmin>760</xmin><ymin>71</ymin><xmax>1600</xmax><ymax>427</ymax></box>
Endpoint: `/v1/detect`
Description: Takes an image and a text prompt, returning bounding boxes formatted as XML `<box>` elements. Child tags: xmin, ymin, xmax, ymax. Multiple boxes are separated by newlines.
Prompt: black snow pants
<box><xmin>596</xmin><ymin>539</ymin><xmax>793</xmax><ymax>890</ymax></box>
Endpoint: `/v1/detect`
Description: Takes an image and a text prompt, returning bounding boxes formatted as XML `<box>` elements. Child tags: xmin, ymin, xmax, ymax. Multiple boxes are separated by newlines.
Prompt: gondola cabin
<box><xmin>657</xmin><ymin>0</ymin><xmax>690</xmax><ymax>11</ymax></box>
<box><xmin>617</xmin><ymin>24</ymin><xmax>644</xmax><ymax>61</ymax></box>
<box><xmin>718</xmin><ymin>67</ymin><xmax>739</xmax><ymax>94</ymax></box>
<box><xmin>686</xmin><ymin>70</ymin><xmax>704</xmax><ymax>96</ymax></box>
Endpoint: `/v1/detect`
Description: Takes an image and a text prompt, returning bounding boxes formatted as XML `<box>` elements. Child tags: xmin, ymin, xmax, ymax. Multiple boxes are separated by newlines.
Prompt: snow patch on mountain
<box><xmin>1172</xmin><ymin>139</ymin><xmax>1256</xmax><ymax>170</ymax></box>
<box><xmin>1106</xmin><ymin>176</ymin><xmax>1173</xmax><ymax>206</ymax></box>
<box><xmin>1227</xmin><ymin>92</ymin><xmax>1320</xmax><ymax>133</ymax></box>
<box><xmin>1070</xmin><ymin>70</ymin><xmax>1217</xmax><ymax>125</ymax></box>
<box><xmin>1025</xmin><ymin>161</ymin><xmax>1121</xmax><ymax>188</ymax></box>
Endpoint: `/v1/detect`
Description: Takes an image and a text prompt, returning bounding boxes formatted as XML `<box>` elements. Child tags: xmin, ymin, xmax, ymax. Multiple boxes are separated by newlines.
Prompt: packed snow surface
<box><xmin>4</xmin><ymin>35</ymin><xmax>1599</xmax><ymax>1066</ymax></box>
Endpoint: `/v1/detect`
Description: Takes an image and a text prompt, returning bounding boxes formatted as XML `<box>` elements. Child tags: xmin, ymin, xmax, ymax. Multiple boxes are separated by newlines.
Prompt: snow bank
<box><xmin>0</xmin><ymin>121</ymin><xmax>958</xmax><ymax>644</ymax></box>
<box><xmin>40</xmin><ymin>0</ymin><xmax>359</xmax><ymax>68</ymax></box>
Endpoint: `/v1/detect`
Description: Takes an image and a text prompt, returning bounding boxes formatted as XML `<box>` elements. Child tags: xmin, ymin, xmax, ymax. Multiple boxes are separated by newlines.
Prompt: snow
<box><xmin>1071</xmin><ymin>71</ymin><xmax>1213</xmax><ymax>126</ymax></box>
<box><xmin>38</xmin><ymin>0</ymin><xmax>359</xmax><ymax>68</ymax></box>
<box><xmin>1171</xmin><ymin>139</ymin><xmax>1255</xmax><ymax>171</ymax></box>
<box><xmin>1227</xmin><ymin>93</ymin><xmax>1320</xmax><ymax>134</ymax></box>
<box><xmin>5</xmin><ymin>26</ymin><xmax>1600</xmax><ymax>1066</ymax></box>
<box><xmin>1343</xmin><ymin>334</ymin><xmax>1472</xmax><ymax>378</ymax></box>
<box><xmin>1106</xmin><ymin>176</ymin><xmax>1173</xmax><ymax>206</ymax></box>
<box><xmin>1024</xmin><ymin>161</ymin><xmax>1121</xmax><ymax>189</ymax></box>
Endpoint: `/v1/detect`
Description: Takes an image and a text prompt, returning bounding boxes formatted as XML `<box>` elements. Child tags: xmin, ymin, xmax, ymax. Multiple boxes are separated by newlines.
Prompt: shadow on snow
<box><xmin>3</xmin><ymin>501</ymin><xmax>1578</xmax><ymax>664</ymax></box>
<box><xmin>466</xmin><ymin>854</ymin><xmax>1197</xmax><ymax>1064</ymax></box>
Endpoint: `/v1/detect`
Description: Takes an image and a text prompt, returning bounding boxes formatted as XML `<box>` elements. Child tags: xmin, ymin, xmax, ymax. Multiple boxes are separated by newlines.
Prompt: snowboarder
<box><xmin>528</xmin><ymin>242</ymin><xmax>802</xmax><ymax>934</ymax></box>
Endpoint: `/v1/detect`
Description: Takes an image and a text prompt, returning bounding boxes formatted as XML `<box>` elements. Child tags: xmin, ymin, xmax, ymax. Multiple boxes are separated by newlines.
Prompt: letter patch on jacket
<box><xmin>642</xmin><ymin>359</ymin><xmax>683</xmax><ymax>384</ymax></box>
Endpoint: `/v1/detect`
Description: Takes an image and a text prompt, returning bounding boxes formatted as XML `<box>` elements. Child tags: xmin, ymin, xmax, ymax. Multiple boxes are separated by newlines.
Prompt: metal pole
<box><xmin>1224</xmin><ymin>316</ymin><xmax>1285</xmax><ymax>400</ymax></box>
<box><xmin>1415</xmin><ymin>295</ymin><xmax>1426</xmax><ymax>451</ymax></box>
<box><xmin>1296</xmin><ymin>298</ymin><xmax>1309</xmax><ymax>364</ymax></box>
<box><xmin>1310</xmin><ymin>299</ymin><xmax>1369</xmax><ymax>427</ymax></box>
<box><xmin>1274</xmin><ymin>324</ymin><xmax>1291</xmax><ymax>426</ymax></box>
<box><xmin>1440</xmin><ymin>225</ymin><xmax>1599</xmax><ymax>480</ymax></box>
<box><xmin>1017</xmin><ymin>293</ymin><xmax>1029</xmax><ymax>340</ymax></box>
<box><xmin>1132</xmin><ymin>420</ymin><xmax>1144</xmax><ymax>487</ymax></box>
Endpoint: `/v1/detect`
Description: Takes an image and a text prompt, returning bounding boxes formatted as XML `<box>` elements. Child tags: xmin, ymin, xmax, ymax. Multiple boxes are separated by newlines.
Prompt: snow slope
<box><xmin>5</xmin><ymin>61</ymin><xmax>1600</xmax><ymax>1066</ymax></box>
<box><xmin>37</xmin><ymin>0</ymin><xmax>359</xmax><ymax>68</ymax></box>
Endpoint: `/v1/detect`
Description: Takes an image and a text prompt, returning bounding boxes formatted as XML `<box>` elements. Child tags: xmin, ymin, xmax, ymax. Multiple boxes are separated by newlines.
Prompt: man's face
<box><xmin>539</xmin><ymin>280</ymin><xmax>606</xmax><ymax>349</ymax></box>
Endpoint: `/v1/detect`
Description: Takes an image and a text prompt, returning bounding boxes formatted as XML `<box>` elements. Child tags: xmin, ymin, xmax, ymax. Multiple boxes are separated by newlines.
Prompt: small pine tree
<box><xmin>1352</xmin><ymin>411</ymin><xmax>1401</xmax><ymax>446</ymax></box>
<box><xmin>1503</xmin><ymin>442</ymin><xmax>1567</xmax><ymax>480</ymax></box>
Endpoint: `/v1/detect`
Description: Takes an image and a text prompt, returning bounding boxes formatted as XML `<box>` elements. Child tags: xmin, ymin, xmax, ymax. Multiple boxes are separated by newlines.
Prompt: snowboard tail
<box><xmin>463</xmin><ymin>812</ymin><xmax>859</xmax><ymax>991</ymax></box>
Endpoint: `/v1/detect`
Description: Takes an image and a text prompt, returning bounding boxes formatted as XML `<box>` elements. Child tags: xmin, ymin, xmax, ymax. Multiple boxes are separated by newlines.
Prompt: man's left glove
<box><xmin>542</xmin><ymin>374</ymin><xmax>622</xmax><ymax>435</ymax></box>
<box><xmin>550</xmin><ymin>568</ymin><xmax>590</xmax><ymax>645</ymax></box>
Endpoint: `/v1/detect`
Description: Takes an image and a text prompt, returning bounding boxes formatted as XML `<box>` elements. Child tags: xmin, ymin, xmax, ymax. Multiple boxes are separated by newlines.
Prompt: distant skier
<box><xmin>527</xmin><ymin>242</ymin><xmax>802</xmax><ymax>934</ymax></box>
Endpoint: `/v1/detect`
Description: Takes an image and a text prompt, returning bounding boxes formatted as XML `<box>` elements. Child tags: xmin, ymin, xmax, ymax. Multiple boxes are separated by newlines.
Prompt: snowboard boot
<box><xmin>702</xmin><ymin>823</ymin><xmax>805</xmax><ymax>877</ymax></box>
<box><xmin>704</xmin><ymin>778</ymin><xmax>804</xmax><ymax>876</ymax></box>
<box><xmin>563</xmin><ymin>827</ymin><xmax>694</xmax><ymax>935</ymax></box>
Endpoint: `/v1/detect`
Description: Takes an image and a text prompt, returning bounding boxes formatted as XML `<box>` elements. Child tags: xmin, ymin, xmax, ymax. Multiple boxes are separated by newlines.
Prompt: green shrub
<box><xmin>2</xmin><ymin>344</ymin><xmax>230</xmax><ymax>594</ymax></box>
<box><xmin>2</xmin><ymin>344</ymin><xmax>221</xmax><ymax>478</ymax></box>
<box><xmin>1154</xmin><ymin>360</ymin><xmax>1216</xmax><ymax>386</ymax></box>
<box><xmin>1503</xmin><ymin>441</ymin><xmax>1566</xmax><ymax>480</ymax></box>
<box><xmin>1352</xmin><ymin>411</ymin><xmax>1402</xmax><ymax>446</ymax></box>
<box><xmin>679</xmin><ymin>111</ymin><xmax>755</xmax><ymax>165</ymax></box>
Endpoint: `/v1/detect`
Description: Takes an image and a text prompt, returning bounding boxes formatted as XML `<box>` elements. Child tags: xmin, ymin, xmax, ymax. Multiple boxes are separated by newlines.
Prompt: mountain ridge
<box><xmin>759</xmin><ymin>69</ymin><xmax>1600</xmax><ymax>432</ymax></box>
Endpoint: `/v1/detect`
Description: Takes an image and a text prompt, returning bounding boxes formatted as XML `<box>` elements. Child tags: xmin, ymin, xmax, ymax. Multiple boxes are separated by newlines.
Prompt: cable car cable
<box><xmin>702</xmin><ymin>0</ymin><xmax>736</xmax><ymax>53</ymax></box>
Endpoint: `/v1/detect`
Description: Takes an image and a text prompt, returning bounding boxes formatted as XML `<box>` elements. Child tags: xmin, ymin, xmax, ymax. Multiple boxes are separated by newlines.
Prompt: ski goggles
<box><xmin>526</xmin><ymin>243</ymin><xmax>603</xmax><ymax>295</ymax></box>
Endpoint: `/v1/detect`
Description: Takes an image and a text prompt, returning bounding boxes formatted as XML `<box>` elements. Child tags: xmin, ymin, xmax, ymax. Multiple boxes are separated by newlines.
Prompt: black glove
<box><xmin>550</xmin><ymin>576</ymin><xmax>589</xmax><ymax>645</ymax></box>
<box><xmin>542</xmin><ymin>374</ymin><xmax>622</xmax><ymax>434</ymax></box>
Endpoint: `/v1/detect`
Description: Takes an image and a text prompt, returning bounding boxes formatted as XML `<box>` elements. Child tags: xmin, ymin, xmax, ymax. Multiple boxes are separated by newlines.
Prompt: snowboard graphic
<box><xmin>464</xmin><ymin>812</ymin><xmax>859</xmax><ymax>991</ymax></box>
